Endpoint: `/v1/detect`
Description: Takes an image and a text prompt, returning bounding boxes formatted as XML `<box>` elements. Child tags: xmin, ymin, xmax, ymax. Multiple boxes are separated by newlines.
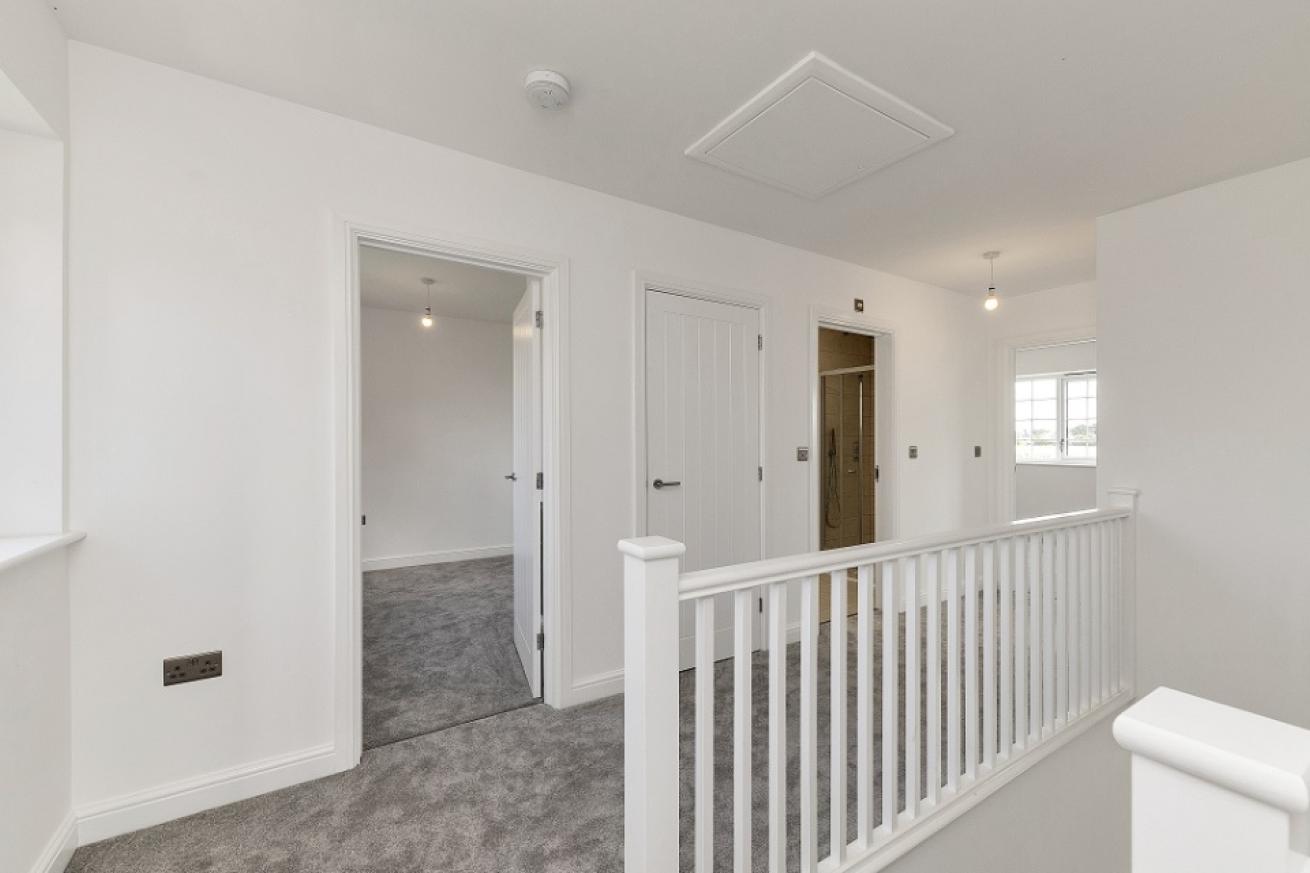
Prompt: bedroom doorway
<box><xmin>817</xmin><ymin>326</ymin><xmax>877</xmax><ymax>617</ymax></box>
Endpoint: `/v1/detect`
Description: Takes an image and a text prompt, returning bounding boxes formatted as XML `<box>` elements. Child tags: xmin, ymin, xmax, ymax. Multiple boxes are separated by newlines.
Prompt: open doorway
<box><xmin>357</xmin><ymin>243</ymin><xmax>542</xmax><ymax>749</ymax></box>
<box><xmin>816</xmin><ymin>326</ymin><xmax>878</xmax><ymax>618</ymax></box>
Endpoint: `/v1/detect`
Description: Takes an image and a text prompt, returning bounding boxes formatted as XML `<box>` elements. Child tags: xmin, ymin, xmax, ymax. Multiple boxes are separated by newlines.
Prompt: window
<box><xmin>1015</xmin><ymin>372</ymin><xmax>1096</xmax><ymax>463</ymax></box>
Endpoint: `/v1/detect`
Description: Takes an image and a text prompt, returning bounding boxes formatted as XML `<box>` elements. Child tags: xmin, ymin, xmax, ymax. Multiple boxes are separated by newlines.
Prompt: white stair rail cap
<box><xmin>618</xmin><ymin>537</ymin><xmax>686</xmax><ymax>561</ymax></box>
<box><xmin>1114</xmin><ymin>687</ymin><xmax>1310</xmax><ymax>813</ymax></box>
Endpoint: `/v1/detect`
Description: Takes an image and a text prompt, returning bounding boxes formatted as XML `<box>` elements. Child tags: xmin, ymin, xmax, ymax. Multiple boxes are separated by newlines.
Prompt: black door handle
<box><xmin>653</xmin><ymin>479</ymin><xmax>681</xmax><ymax>489</ymax></box>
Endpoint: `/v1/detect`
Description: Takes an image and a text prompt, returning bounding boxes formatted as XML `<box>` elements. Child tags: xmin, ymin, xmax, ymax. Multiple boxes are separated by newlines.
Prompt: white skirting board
<box><xmin>74</xmin><ymin>743</ymin><xmax>341</xmax><ymax>845</ymax></box>
<box><xmin>360</xmin><ymin>544</ymin><xmax>511</xmax><ymax>572</ymax></box>
<box><xmin>28</xmin><ymin>812</ymin><xmax>77</xmax><ymax>873</ymax></box>
<box><xmin>567</xmin><ymin>668</ymin><xmax>625</xmax><ymax>707</ymax></box>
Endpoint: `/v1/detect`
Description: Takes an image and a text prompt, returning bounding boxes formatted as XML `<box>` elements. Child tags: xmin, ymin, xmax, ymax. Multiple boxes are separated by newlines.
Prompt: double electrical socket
<box><xmin>163</xmin><ymin>650</ymin><xmax>222</xmax><ymax>686</ymax></box>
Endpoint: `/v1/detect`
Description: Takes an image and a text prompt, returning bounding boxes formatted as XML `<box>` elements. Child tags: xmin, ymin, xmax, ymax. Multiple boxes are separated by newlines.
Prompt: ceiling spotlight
<box><xmin>982</xmin><ymin>251</ymin><xmax>1001</xmax><ymax>312</ymax></box>
<box><xmin>524</xmin><ymin>70</ymin><xmax>571</xmax><ymax>110</ymax></box>
<box><xmin>420</xmin><ymin>277</ymin><xmax>435</xmax><ymax>328</ymax></box>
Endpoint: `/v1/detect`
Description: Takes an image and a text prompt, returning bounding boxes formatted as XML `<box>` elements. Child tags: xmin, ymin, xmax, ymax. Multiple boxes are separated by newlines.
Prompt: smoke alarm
<box><xmin>524</xmin><ymin>70</ymin><xmax>571</xmax><ymax>110</ymax></box>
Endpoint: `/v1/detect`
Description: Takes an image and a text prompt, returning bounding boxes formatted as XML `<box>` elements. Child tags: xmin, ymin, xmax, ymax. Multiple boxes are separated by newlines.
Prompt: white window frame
<box><xmin>1015</xmin><ymin>370</ymin><xmax>1097</xmax><ymax>466</ymax></box>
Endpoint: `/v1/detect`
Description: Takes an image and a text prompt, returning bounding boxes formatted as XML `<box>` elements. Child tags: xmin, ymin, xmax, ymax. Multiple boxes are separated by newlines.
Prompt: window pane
<box><xmin>1068</xmin><ymin>398</ymin><xmax>1087</xmax><ymax>419</ymax></box>
<box><xmin>1034</xmin><ymin>399</ymin><xmax>1056</xmax><ymax>419</ymax></box>
<box><xmin>1068</xmin><ymin>380</ymin><xmax>1087</xmax><ymax>399</ymax></box>
<box><xmin>1033</xmin><ymin>379</ymin><xmax>1057</xmax><ymax>400</ymax></box>
<box><xmin>1015</xmin><ymin>380</ymin><xmax>1032</xmax><ymax>400</ymax></box>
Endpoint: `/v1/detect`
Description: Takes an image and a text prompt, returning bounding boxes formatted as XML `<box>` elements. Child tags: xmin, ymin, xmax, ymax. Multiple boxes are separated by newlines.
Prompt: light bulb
<box><xmin>421</xmin><ymin>308</ymin><xmax>434</xmax><ymax>328</ymax></box>
<box><xmin>983</xmin><ymin>288</ymin><xmax>999</xmax><ymax>311</ymax></box>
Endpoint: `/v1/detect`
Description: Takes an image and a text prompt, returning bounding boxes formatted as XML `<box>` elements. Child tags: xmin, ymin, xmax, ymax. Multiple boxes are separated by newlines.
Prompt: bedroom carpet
<box><xmin>361</xmin><ymin>556</ymin><xmax>537</xmax><ymax>749</ymax></box>
<box><xmin>69</xmin><ymin>613</ymin><xmax>961</xmax><ymax>873</ymax></box>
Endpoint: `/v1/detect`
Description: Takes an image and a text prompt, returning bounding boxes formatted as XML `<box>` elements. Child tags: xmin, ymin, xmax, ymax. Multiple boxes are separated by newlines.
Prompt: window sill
<box><xmin>0</xmin><ymin>531</ymin><xmax>86</xmax><ymax>575</ymax></box>
<box><xmin>1016</xmin><ymin>461</ymin><xmax>1097</xmax><ymax>469</ymax></box>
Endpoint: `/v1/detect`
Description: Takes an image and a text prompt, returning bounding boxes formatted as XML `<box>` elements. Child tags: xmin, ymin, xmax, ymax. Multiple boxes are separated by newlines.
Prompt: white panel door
<box><xmin>512</xmin><ymin>280</ymin><xmax>542</xmax><ymax>697</ymax></box>
<box><xmin>645</xmin><ymin>289</ymin><xmax>762</xmax><ymax>666</ymax></box>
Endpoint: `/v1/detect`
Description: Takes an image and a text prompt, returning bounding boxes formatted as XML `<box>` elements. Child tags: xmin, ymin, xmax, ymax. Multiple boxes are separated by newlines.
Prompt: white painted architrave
<box><xmin>334</xmin><ymin>217</ymin><xmax>571</xmax><ymax>769</ymax></box>
<box><xmin>806</xmin><ymin>306</ymin><xmax>898</xmax><ymax>553</ymax></box>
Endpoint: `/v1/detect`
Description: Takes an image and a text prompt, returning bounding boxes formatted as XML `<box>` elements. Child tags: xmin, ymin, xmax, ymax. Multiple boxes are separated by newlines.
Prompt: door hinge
<box><xmin>361</xmin><ymin>514</ymin><xmax>366</xmax><ymax>525</ymax></box>
<box><xmin>758</xmin><ymin>597</ymin><xmax>763</xmax><ymax>614</ymax></box>
<box><xmin>536</xmin><ymin>630</ymin><xmax>545</xmax><ymax>650</ymax></box>
<box><xmin>535</xmin><ymin>310</ymin><xmax>544</xmax><ymax>329</ymax></box>
<box><xmin>536</xmin><ymin>471</ymin><xmax>544</xmax><ymax>490</ymax></box>
<box><xmin>758</xmin><ymin>465</ymin><xmax>763</xmax><ymax>482</ymax></box>
<box><xmin>757</xmin><ymin>333</ymin><xmax>764</xmax><ymax>351</ymax></box>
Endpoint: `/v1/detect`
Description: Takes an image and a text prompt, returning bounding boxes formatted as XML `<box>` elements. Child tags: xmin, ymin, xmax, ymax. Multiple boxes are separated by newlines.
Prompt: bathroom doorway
<box><xmin>817</xmin><ymin>326</ymin><xmax>877</xmax><ymax>617</ymax></box>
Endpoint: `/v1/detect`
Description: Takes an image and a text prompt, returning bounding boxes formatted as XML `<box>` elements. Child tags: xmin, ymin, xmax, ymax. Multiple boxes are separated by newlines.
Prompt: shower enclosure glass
<box><xmin>820</xmin><ymin>368</ymin><xmax>876</xmax><ymax>550</ymax></box>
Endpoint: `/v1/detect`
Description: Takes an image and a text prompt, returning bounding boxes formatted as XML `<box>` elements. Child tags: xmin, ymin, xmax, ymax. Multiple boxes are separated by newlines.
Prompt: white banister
<box><xmin>621</xmin><ymin>497</ymin><xmax>1137</xmax><ymax>873</ymax></box>
<box><xmin>619</xmin><ymin>536</ymin><xmax>684</xmax><ymax>873</ymax></box>
<box><xmin>1115</xmin><ymin>687</ymin><xmax>1310</xmax><ymax>873</ymax></box>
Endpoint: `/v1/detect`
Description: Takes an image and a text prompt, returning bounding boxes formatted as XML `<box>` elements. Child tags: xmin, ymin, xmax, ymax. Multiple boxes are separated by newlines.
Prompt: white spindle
<box><xmin>964</xmin><ymin>545</ymin><xmax>978</xmax><ymax>781</ymax></box>
<box><xmin>982</xmin><ymin>541</ymin><xmax>996</xmax><ymax>771</ymax></box>
<box><xmin>694</xmin><ymin>597</ymin><xmax>715</xmax><ymax>873</ymax></box>
<box><xmin>1041</xmin><ymin>533</ymin><xmax>1055</xmax><ymax>733</ymax></box>
<box><xmin>925</xmin><ymin>552</ymin><xmax>942</xmax><ymax>806</ymax></box>
<box><xmin>619</xmin><ymin>537</ymin><xmax>683</xmax><ymax>873</ymax></box>
<box><xmin>998</xmin><ymin>539</ymin><xmax>1012</xmax><ymax>758</ymax></box>
<box><xmin>800</xmin><ymin>576</ymin><xmax>819</xmax><ymax>872</ymax></box>
<box><xmin>1098</xmin><ymin>522</ymin><xmax>1110</xmax><ymax>702</ymax></box>
<box><xmin>1111</xmin><ymin>518</ymin><xmax>1123</xmax><ymax>692</ymax></box>
<box><xmin>767</xmin><ymin>582</ymin><xmax>787</xmax><ymax>873</ymax></box>
<box><xmin>1013</xmin><ymin>536</ymin><xmax>1028</xmax><ymax>753</ymax></box>
<box><xmin>830</xmin><ymin>571</ymin><xmax>848</xmax><ymax>862</ymax></box>
<box><xmin>946</xmin><ymin>549</ymin><xmax>960</xmax><ymax>792</ymax></box>
<box><xmin>734</xmin><ymin>590</ymin><xmax>752</xmax><ymax>873</ymax></box>
<box><xmin>903</xmin><ymin>557</ymin><xmax>920</xmax><ymax>818</ymax></box>
<box><xmin>1029</xmin><ymin>535</ymin><xmax>1042</xmax><ymax>742</ymax></box>
<box><xmin>1079</xmin><ymin>525</ymin><xmax>1091</xmax><ymax>715</ymax></box>
<box><xmin>881</xmin><ymin>561</ymin><xmax>899</xmax><ymax>833</ymax></box>
<box><xmin>856</xmin><ymin>564</ymin><xmax>875</xmax><ymax>845</ymax></box>
<box><xmin>1055</xmin><ymin>530</ymin><xmax>1069</xmax><ymax>726</ymax></box>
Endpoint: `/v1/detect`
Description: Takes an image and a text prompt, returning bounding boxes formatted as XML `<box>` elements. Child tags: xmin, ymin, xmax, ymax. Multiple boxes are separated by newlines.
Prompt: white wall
<box><xmin>1015</xmin><ymin>464</ymin><xmax>1096</xmax><ymax>518</ymax></box>
<box><xmin>0</xmin><ymin>551</ymin><xmax>75</xmax><ymax>873</ymax></box>
<box><xmin>1015</xmin><ymin>339</ymin><xmax>1096</xmax><ymax>376</ymax></box>
<box><xmin>1099</xmin><ymin>155</ymin><xmax>1310</xmax><ymax>727</ymax></box>
<box><xmin>0</xmin><ymin>0</ymin><xmax>68</xmax><ymax>137</ymax></box>
<box><xmin>65</xmin><ymin>43</ymin><xmax>990</xmax><ymax>826</ymax></box>
<box><xmin>0</xmin><ymin>128</ymin><xmax>65</xmax><ymax>533</ymax></box>
<box><xmin>361</xmin><ymin>305</ymin><xmax>513</xmax><ymax>567</ymax></box>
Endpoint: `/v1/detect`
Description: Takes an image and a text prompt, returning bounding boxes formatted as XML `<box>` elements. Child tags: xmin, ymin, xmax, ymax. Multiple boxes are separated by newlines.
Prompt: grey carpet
<box><xmin>69</xmin><ymin>609</ymin><xmax>987</xmax><ymax>873</ymax></box>
<box><xmin>362</xmin><ymin>556</ymin><xmax>537</xmax><ymax>749</ymax></box>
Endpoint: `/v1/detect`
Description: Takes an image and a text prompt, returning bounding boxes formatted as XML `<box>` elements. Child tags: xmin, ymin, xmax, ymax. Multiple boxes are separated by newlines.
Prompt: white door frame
<box><xmin>334</xmin><ymin>217</ymin><xmax>571</xmax><ymax>767</ymax></box>
<box><xmin>630</xmin><ymin>270</ymin><xmax>768</xmax><ymax>554</ymax></box>
<box><xmin>807</xmin><ymin>307</ymin><xmax>898</xmax><ymax>551</ymax></box>
<box><xmin>989</xmin><ymin>327</ymin><xmax>1095</xmax><ymax>523</ymax></box>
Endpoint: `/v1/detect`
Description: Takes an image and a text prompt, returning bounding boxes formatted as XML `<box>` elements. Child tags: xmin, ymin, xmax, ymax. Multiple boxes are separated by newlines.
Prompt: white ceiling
<box><xmin>54</xmin><ymin>0</ymin><xmax>1310</xmax><ymax>296</ymax></box>
<box><xmin>359</xmin><ymin>245</ymin><xmax>525</xmax><ymax>323</ymax></box>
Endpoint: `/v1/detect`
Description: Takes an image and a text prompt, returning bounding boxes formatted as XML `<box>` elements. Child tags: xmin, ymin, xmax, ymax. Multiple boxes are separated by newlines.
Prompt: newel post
<box><xmin>619</xmin><ymin>536</ymin><xmax>685</xmax><ymax>873</ymax></box>
<box><xmin>1106</xmin><ymin>487</ymin><xmax>1140</xmax><ymax>695</ymax></box>
<box><xmin>1115</xmin><ymin>688</ymin><xmax>1310</xmax><ymax>873</ymax></box>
